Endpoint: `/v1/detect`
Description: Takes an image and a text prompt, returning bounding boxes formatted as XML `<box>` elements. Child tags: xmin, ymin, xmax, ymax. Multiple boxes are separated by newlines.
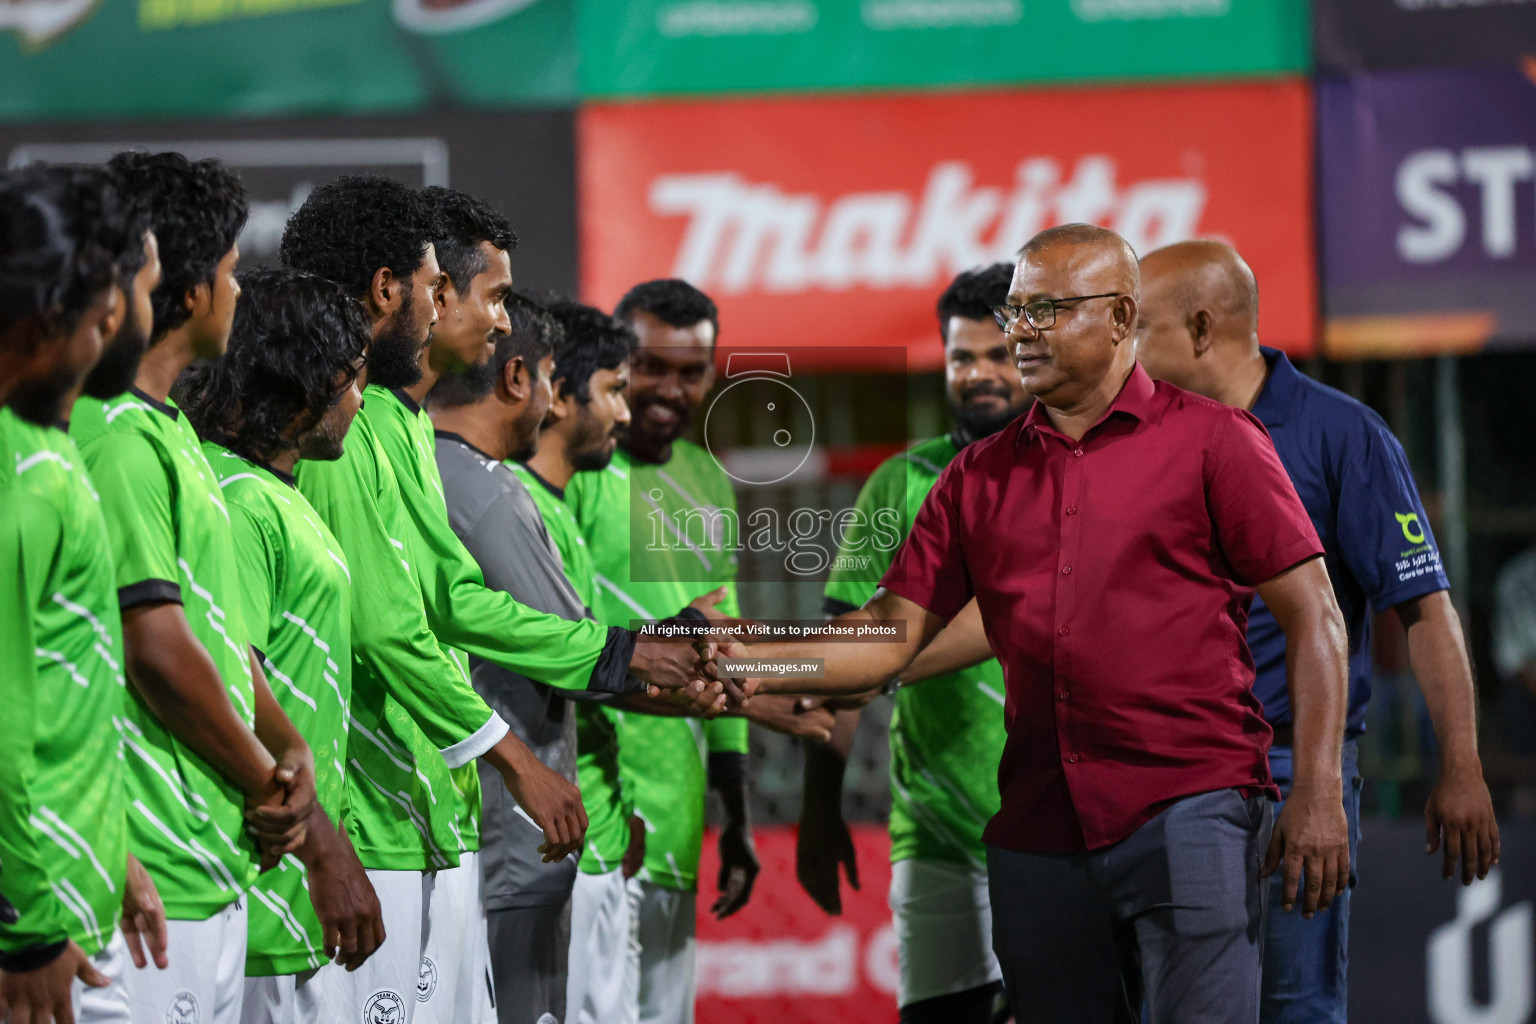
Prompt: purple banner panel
<box><xmin>1319</xmin><ymin>66</ymin><xmax>1536</xmax><ymax>357</ymax></box>
<box><xmin>1316</xmin><ymin>0</ymin><xmax>1536</xmax><ymax>73</ymax></box>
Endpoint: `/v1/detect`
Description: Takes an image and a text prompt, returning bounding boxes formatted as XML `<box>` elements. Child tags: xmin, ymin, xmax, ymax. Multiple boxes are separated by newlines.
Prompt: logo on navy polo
<box><xmin>417</xmin><ymin>956</ymin><xmax>438</xmax><ymax>1002</ymax></box>
<box><xmin>166</xmin><ymin>990</ymin><xmax>200</xmax><ymax>1024</ymax></box>
<box><xmin>363</xmin><ymin>989</ymin><xmax>406</xmax><ymax>1024</ymax></box>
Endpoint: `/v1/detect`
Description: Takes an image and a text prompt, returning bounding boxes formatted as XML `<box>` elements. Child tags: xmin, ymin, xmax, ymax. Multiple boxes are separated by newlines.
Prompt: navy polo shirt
<box><xmin>1247</xmin><ymin>347</ymin><xmax>1449</xmax><ymax>738</ymax></box>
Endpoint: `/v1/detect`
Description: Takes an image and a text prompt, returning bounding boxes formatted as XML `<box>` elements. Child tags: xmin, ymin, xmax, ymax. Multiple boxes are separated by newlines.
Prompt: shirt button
<box><xmin>1065</xmin><ymin>505</ymin><xmax>1078</xmax><ymax>515</ymax></box>
<box><xmin>1057</xmin><ymin>626</ymin><xmax>1070</xmax><ymax>636</ymax></box>
<box><xmin>1058</xmin><ymin>691</ymin><xmax>1069</xmax><ymax>701</ymax></box>
<box><xmin>1073</xmin><ymin>448</ymin><xmax>1084</xmax><ymax>457</ymax></box>
<box><xmin>1067</xmin><ymin>753</ymin><xmax>1079</xmax><ymax>763</ymax></box>
<box><xmin>1061</xmin><ymin>566</ymin><xmax>1072</xmax><ymax>575</ymax></box>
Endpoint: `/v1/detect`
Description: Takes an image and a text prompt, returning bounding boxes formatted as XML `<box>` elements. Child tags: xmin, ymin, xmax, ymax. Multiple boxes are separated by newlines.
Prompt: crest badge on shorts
<box><xmin>165</xmin><ymin>990</ymin><xmax>200</xmax><ymax>1024</ymax></box>
<box><xmin>417</xmin><ymin>955</ymin><xmax>438</xmax><ymax>1002</ymax></box>
<box><xmin>363</xmin><ymin>989</ymin><xmax>407</xmax><ymax>1024</ymax></box>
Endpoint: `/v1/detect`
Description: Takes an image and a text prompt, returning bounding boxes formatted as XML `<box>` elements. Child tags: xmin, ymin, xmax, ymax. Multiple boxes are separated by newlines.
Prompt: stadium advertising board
<box><xmin>1315</xmin><ymin>0</ymin><xmax>1536</xmax><ymax>73</ymax></box>
<box><xmin>695</xmin><ymin>825</ymin><xmax>899</xmax><ymax>1024</ymax></box>
<box><xmin>0</xmin><ymin>0</ymin><xmax>576</xmax><ymax>121</ymax></box>
<box><xmin>577</xmin><ymin>0</ymin><xmax>1309</xmax><ymax>96</ymax></box>
<box><xmin>1318</xmin><ymin>67</ymin><xmax>1536</xmax><ymax>358</ymax></box>
<box><xmin>699</xmin><ymin>821</ymin><xmax>1536</xmax><ymax>1023</ymax></box>
<box><xmin>1351</xmin><ymin>820</ymin><xmax>1536</xmax><ymax>1023</ymax></box>
<box><xmin>0</xmin><ymin>110</ymin><xmax>579</xmax><ymax>296</ymax></box>
<box><xmin>578</xmin><ymin>84</ymin><xmax>1317</xmax><ymax>372</ymax></box>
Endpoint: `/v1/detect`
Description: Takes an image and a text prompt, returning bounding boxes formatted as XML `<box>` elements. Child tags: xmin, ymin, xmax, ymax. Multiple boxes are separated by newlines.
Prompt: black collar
<box><xmin>130</xmin><ymin>386</ymin><xmax>178</xmax><ymax>421</ymax></box>
<box><xmin>517</xmin><ymin>462</ymin><xmax>564</xmax><ymax>501</ymax></box>
<box><xmin>392</xmin><ymin>388</ymin><xmax>422</xmax><ymax>417</ymax></box>
<box><xmin>434</xmin><ymin>429</ymin><xmax>499</xmax><ymax>465</ymax></box>
<box><xmin>255</xmin><ymin>459</ymin><xmax>297</xmax><ymax>488</ymax></box>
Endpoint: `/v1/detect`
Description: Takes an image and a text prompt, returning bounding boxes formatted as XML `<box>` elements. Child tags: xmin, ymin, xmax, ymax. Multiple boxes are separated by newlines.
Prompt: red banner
<box><xmin>696</xmin><ymin>825</ymin><xmax>897</xmax><ymax>1024</ymax></box>
<box><xmin>579</xmin><ymin>84</ymin><xmax>1317</xmax><ymax>371</ymax></box>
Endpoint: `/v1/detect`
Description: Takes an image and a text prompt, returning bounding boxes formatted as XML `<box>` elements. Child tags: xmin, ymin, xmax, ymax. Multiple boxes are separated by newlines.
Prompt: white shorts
<box><xmin>239</xmin><ymin>966</ymin><xmax>325</xmax><ymax>1024</ymax></box>
<box><xmin>888</xmin><ymin>858</ymin><xmax>1002</xmax><ymax>1008</ymax></box>
<box><xmin>125</xmin><ymin>898</ymin><xmax>248</xmax><ymax>1024</ymax></box>
<box><xmin>315</xmin><ymin>869</ymin><xmax>426</xmax><ymax>1024</ymax></box>
<box><xmin>416</xmin><ymin>853</ymin><xmax>494</xmax><ymax>1024</ymax></box>
<box><xmin>72</xmin><ymin>929</ymin><xmax>130</xmax><ymax>1024</ymax></box>
<box><xmin>630</xmin><ymin>879</ymin><xmax>696</xmax><ymax>1024</ymax></box>
<box><xmin>567</xmin><ymin>869</ymin><xmax>640</xmax><ymax>1024</ymax></box>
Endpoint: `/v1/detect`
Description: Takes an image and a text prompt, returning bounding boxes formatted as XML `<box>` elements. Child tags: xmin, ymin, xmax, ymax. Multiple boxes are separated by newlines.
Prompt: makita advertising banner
<box><xmin>577</xmin><ymin>0</ymin><xmax>1310</xmax><ymax>96</ymax></box>
<box><xmin>1318</xmin><ymin>67</ymin><xmax>1536</xmax><ymax>358</ymax></box>
<box><xmin>0</xmin><ymin>110</ymin><xmax>579</xmax><ymax>296</ymax></box>
<box><xmin>1315</xmin><ymin>0</ymin><xmax>1536</xmax><ymax>73</ymax></box>
<box><xmin>0</xmin><ymin>0</ymin><xmax>576</xmax><ymax>121</ymax></box>
<box><xmin>578</xmin><ymin>84</ymin><xmax>1317</xmax><ymax>371</ymax></box>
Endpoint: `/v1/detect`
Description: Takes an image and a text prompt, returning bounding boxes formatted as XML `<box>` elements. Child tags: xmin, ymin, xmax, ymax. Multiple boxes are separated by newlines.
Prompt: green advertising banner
<box><xmin>578</xmin><ymin>0</ymin><xmax>1311</xmax><ymax>96</ymax></box>
<box><xmin>0</xmin><ymin>0</ymin><xmax>576</xmax><ymax>121</ymax></box>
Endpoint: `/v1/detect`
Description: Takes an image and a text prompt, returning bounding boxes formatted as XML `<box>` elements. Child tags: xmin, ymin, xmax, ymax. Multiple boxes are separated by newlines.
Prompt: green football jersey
<box><xmin>366</xmin><ymin>388</ymin><xmax>633</xmax><ymax>857</ymax></box>
<box><xmin>566</xmin><ymin>443</ymin><xmax>748</xmax><ymax>892</ymax></box>
<box><xmin>207</xmin><ymin>445</ymin><xmax>353</xmax><ymax>976</ymax></box>
<box><xmin>0</xmin><ymin>411</ymin><xmax>127</xmax><ymax>955</ymax></box>
<box><xmin>72</xmin><ymin>390</ymin><xmax>258</xmax><ymax>918</ymax></box>
<box><xmin>824</xmin><ymin>435</ymin><xmax>1006</xmax><ymax>869</ymax></box>
<box><xmin>295</xmin><ymin>404</ymin><xmax>495</xmax><ymax>873</ymax></box>
<box><xmin>513</xmin><ymin>463</ymin><xmax>628</xmax><ymax>876</ymax></box>
<box><xmin>366</xmin><ymin>389</ymin><xmax>482</xmax><ymax>856</ymax></box>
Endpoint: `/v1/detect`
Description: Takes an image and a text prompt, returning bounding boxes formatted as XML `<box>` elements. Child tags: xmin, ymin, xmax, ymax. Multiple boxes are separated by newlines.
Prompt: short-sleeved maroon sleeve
<box><xmin>1206</xmin><ymin>407</ymin><xmax>1324</xmax><ymax>586</ymax></box>
<box><xmin>878</xmin><ymin>459</ymin><xmax>973</xmax><ymax>622</ymax></box>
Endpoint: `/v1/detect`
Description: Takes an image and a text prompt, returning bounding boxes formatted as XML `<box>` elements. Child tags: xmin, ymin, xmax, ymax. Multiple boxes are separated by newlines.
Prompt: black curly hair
<box><xmin>419</xmin><ymin>186</ymin><xmax>517</xmax><ymax>295</ymax></box>
<box><xmin>280</xmin><ymin>175</ymin><xmax>441</xmax><ymax>301</ymax></box>
<box><xmin>106</xmin><ymin>151</ymin><xmax>247</xmax><ymax>343</ymax></box>
<box><xmin>613</xmin><ymin>278</ymin><xmax>718</xmax><ymax>343</ymax></box>
<box><xmin>545</xmin><ymin>300</ymin><xmax>634</xmax><ymax>404</ymax></box>
<box><xmin>428</xmin><ymin>293</ymin><xmax>562</xmax><ymax>410</ymax></box>
<box><xmin>936</xmin><ymin>263</ymin><xmax>1013</xmax><ymax>342</ymax></box>
<box><xmin>180</xmin><ymin>267</ymin><xmax>369</xmax><ymax>465</ymax></box>
<box><xmin>0</xmin><ymin>163</ymin><xmax>131</xmax><ymax>340</ymax></box>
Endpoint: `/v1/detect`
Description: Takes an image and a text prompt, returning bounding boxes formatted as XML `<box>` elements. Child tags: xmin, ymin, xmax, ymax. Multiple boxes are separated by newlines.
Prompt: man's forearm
<box><xmin>901</xmin><ymin>600</ymin><xmax>992</xmax><ymax>685</ymax></box>
<box><xmin>1401</xmin><ymin>591</ymin><xmax>1482</xmax><ymax>770</ymax></box>
<box><xmin>250</xmin><ymin>651</ymin><xmax>310</xmax><ymax>766</ymax></box>
<box><xmin>802</xmin><ymin>710</ymin><xmax>859</xmax><ymax>816</ymax></box>
<box><xmin>1284</xmin><ymin>609</ymin><xmax>1349</xmax><ymax>793</ymax></box>
<box><xmin>124</xmin><ymin>609</ymin><xmax>275</xmax><ymax>796</ymax></box>
<box><xmin>746</xmin><ymin>597</ymin><xmax>939</xmax><ymax>695</ymax></box>
<box><xmin>713</xmin><ymin>776</ymin><xmax>752</xmax><ymax>832</ymax></box>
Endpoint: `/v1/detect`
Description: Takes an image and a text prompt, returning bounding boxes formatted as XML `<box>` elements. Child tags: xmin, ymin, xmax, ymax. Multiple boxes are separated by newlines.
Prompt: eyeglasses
<box><xmin>991</xmin><ymin>293</ymin><xmax>1122</xmax><ymax>333</ymax></box>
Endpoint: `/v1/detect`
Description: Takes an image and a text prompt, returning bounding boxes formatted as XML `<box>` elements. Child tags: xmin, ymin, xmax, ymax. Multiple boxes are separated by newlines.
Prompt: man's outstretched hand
<box><xmin>742</xmin><ymin>695</ymin><xmax>835</xmax><ymax>743</ymax></box>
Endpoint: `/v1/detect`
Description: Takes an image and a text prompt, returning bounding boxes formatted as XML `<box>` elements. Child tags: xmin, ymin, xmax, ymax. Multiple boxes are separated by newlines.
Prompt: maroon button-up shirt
<box><xmin>881</xmin><ymin>364</ymin><xmax>1323</xmax><ymax>852</ymax></box>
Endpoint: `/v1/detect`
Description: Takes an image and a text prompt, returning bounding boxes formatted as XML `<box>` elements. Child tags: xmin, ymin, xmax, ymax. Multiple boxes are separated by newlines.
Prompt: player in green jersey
<box><xmin>0</xmin><ymin>163</ymin><xmax>159</xmax><ymax>1024</ymax></box>
<box><xmin>74</xmin><ymin>152</ymin><xmax>321</xmax><ymax>1024</ymax></box>
<box><xmin>435</xmin><ymin>297</ymin><xmax>827</xmax><ymax>1024</ymax></box>
<box><xmin>410</xmin><ymin>189</ymin><xmax>726</xmax><ymax>1024</ymax></box>
<box><xmin>799</xmin><ymin>265</ymin><xmax>1029</xmax><ymax>1024</ymax></box>
<box><xmin>280</xmin><ymin>178</ymin><xmax>710</xmax><ymax>1022</ymax></box>
<box><xmin>275</xmin><ymin>176</ymin><xmax>556</xmax><ymax>1023</ymax></box>
<box><xmin>180</xmin><ymin>268</ymin><xmax>388</xmax><ymax>1023</ymax></box>
<box><xmin>566</xmin><ymin>280</ymin><xmax>761</xmax><ymax>1024</ymax></box>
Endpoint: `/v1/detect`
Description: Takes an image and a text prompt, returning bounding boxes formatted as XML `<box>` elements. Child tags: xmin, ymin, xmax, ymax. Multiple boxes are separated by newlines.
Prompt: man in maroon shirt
<box><xmin>735</xmin><ymin>224</ymin><xmax>1351</xmax><ymax>1022</ymax></box>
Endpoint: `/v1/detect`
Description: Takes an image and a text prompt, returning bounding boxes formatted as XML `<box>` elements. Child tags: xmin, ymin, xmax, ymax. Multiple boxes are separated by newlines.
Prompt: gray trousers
<box><xmin>487</xmin><ymin>901</ymin><xmax>571</xmax><ymax>1024</ymax></box>
<box><xmin>988</xmin><ymin>788</ymin><xmax>1273</xmax><ymax>1024</ymax></box>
